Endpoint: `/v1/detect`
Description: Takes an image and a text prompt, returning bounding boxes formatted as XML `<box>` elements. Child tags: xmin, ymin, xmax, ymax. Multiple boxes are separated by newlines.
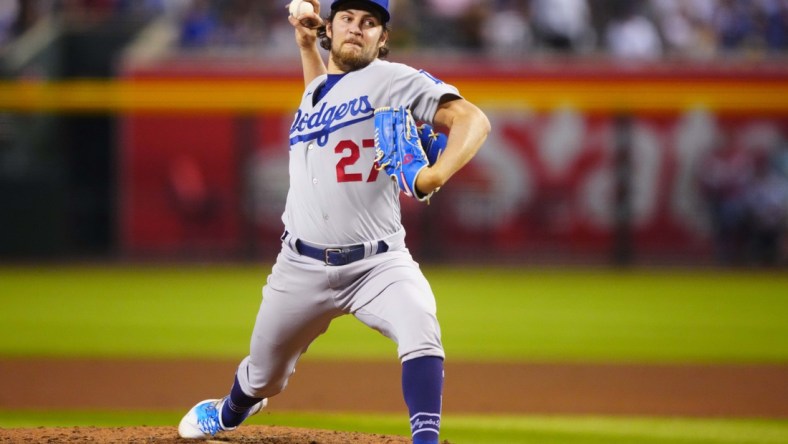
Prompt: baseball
<box><xmin>289</xmin><ymin>0</ymin><xmax>315</xmax><ymax>18</ymax></box>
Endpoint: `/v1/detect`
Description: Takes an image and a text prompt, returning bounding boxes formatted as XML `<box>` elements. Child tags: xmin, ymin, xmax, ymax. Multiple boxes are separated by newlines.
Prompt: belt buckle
<box><xmin>324</xmin><ymin>248</ymin><xmax>343</xmax><ymax>265</ymax></box>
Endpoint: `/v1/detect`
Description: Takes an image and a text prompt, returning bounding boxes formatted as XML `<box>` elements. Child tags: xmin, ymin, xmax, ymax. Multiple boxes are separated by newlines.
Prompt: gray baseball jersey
<box><xmin>235</xmin><ymin>59</ymin><xmax>460</xmax><ymax>401</ymax></box>
<box><xmin>284</xmin><ymin>58</ymin><xmax>460</xmax><ymax>245</ymax></box>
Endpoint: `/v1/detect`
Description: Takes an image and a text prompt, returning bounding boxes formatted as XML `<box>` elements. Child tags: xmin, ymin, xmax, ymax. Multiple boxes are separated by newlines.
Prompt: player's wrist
<box><xmin>415</xmin><ymin>167</ymin><xmax>445</xmax><ymax>196</ymax></box>
<box><xmin>298</xmin><ymin>42</ymin><xmax>318</xmax><ymax>52</ymax></box>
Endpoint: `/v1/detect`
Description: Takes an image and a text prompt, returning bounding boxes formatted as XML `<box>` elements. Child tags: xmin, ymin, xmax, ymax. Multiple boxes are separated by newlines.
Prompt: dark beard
<box><xmin>330</xmin><ymin>44</ymin><xmax>374</xmax><ymax>72</ymax></box>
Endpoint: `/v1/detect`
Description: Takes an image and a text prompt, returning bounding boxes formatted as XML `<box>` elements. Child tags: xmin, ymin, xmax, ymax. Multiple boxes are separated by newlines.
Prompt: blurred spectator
<box><xmin>211</xmin><ymin>0</ymin><xmax>267</xmax><ymax>48</ymax></box>
<box><xmin>3</xmin><ymin>0</ymin><xmax>56</xmax><ymax>44</ymax></box>
<box><xmin>178</xmin><ymin>0</ymin><xmax>216</xmax><ymax>48</ymax></box>
<box><xmin>650</xmin><ymin>0</ymin><xmax>717</xmax><ymax>58</ymax></box>
<box><xmin>386</xmin><ymin>0</ymin><xmax>418</xmax><ymax>49</ymax></box>
<box><xmin>708</xmin><ymin>0</ymin><xmax>788</xmax><ymax>54</ymax></box>
<box><xmin>697</xmin><ymin>134</ymin><xmax>755</xmax><ymax>265</ymax></box>
<box><xmin>462</xmin><ymin>2</ymin><xmax>490</xmax><ymax>50</ymax></box>
<box><xmin>713</xmin><ymin>0</ymin><xmax>759</xmax><ymax>52</ymax></box>
<box><xmin>116</xmin><ymin>0</ymin><xmax>161</xmax><ymax>16</ymax></box>
<box><xmin>418</xmin><ymin>0</ymin><xmax>482</xmax><ymax>49</ymax></box>
<box><xmin>760</xmin><ymin>0</ymin><xmax>788</xmax><ymax>51</ymax></box>
<box><xmin>481</xmin><ymin>0</ymin><xmax>533</xmax><ymax>56</ymax></box>
<box><xmin>530</xmin><ymin>0</ymin><xmax>594</xmax><ymax>53</ymax></box>
<box><xmin>59</xmin><ymin>0</ymin><xmax>118</xmax><ymax>24</ymax></box>
<box><xmin>605</xmin><ymin>0</ymin><xmax>663</xmax><ymax>59</ymax></box>
<box><xmin>743</xmin><ymin>150</ymin><xmax>788</xmax><ymax>265</ymax></box>
<box><xmin>0</xmin><ymin>0</ymin><xmax>19</xmax><ymax>47</ymax></box>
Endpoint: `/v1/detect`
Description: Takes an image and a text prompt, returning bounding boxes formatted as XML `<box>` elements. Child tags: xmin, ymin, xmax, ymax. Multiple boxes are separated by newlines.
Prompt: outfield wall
<box><xmin>110</xmin><ymin>58</ymin><xmax>788</xmax><ymax>263</ymax></box>
<box><xmin>7</xmin><ymin>58</ymin><xmax>785</xmax><ymax>263</ymax></box>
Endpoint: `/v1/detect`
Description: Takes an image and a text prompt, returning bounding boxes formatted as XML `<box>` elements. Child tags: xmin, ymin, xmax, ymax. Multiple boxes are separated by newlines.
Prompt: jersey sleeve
<box><xmin>386</xmin><ymin>63</ymin><xmax>461</xmax><ymax>125</ymax></box>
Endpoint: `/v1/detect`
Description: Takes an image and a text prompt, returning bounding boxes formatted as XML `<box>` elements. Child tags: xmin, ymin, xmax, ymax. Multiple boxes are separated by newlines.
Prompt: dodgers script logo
<box><xmin>289</xmin><ymin>95</ymin><xmax>375</xmax><ymax>147</ymax></box>
<box><xmin>411</xmin><ymin>413</ymin><xmax>441</xmax><ymax>434</ymax></box>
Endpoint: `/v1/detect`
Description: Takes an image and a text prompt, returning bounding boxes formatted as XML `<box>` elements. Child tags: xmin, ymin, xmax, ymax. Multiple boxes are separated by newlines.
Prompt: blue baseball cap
<box><xmin>330</xmin><ymin>0</ymin><xmax>390</xmax><ymax>23</ymax></box>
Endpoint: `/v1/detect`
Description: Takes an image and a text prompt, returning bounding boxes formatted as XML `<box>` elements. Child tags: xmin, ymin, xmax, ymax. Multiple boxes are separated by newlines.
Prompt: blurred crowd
<box><xmin>1</xmin><ymin>0</ymin><xmax>788</xmax><ymax>59</ymax></box>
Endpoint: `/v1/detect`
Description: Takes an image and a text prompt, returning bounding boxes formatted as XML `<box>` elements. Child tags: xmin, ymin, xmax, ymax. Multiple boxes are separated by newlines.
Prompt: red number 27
<box><xmin>335</xmin><ymin>139</ymin><xmax>380</xmax><ymax>183</ymax></box>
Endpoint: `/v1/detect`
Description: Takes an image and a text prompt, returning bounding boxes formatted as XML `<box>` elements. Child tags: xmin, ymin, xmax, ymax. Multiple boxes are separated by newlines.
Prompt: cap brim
<box><xmin>331</xmin><ymin>0</ymin><xmax>390</xmax><ymax>23</ymax></box>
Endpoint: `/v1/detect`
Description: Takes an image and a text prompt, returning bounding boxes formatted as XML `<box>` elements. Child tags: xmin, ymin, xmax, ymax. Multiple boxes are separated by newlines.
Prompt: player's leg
<box><xmin>352</xmin><ymin>270</ymin><xmax>445</xmax><ymax>444</ymax></box>
<box><xmin>230</xmin><ymin>246</ymin><xmax>342</xmax><ymax>420</ymax></box>
<box><xmin>220</xmin><ymin>299</ymin><xmax>338</xmax><ymax>430</ymax></box>
<box><xmin>232</xmin><ymin>283</ymin><xmax>340</xmax><ymax>403</ymax></box>
<box><xmin>180</xmin><ymin>246</ymin><xmax>341</xmax><ymax>438</ymax></box>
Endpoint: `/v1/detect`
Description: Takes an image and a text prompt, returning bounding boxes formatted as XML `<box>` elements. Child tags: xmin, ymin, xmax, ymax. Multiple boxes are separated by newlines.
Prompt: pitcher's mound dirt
<box><xmin>0</xmin><ymin>425</ymin><xmax>423</xmax><ymax>443</ymax></box>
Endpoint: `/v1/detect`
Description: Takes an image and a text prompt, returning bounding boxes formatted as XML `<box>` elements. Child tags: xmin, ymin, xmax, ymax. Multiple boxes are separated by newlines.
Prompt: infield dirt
<box><xmin>1</xmin><ymin>358</ymin><xmax>786</xmax><ymax>443</ymax></box>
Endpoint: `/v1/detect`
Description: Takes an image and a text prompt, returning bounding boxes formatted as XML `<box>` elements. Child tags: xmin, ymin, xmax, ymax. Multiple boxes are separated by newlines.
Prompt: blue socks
<box><xmin>221</xmin><ymin>358</ymin><xmax>444</xmax><ymax>443</ymax></box>
<box><xmin>221</xmin><ymin>376</ymin><xmax>264</xmax><ymax>428</ymax></box>
<box><xmin>402</xmin><ymin>356</ymin><xmax>444</xmax><ymax>444</ymax></box>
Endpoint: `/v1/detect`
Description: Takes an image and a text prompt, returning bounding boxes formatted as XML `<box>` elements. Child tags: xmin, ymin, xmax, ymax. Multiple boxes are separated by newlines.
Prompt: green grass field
<box><xmin>1</xmin><ymin>265</ymin><xmax>787</xmax><ymax>362</ymax></box>
<box><xmin>1</xmin><ymin>265</ymin><xmax>787</xmax><ymax>443</ymax></box>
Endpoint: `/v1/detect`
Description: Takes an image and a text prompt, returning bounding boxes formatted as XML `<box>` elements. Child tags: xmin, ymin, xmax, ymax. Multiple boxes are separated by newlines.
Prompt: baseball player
<box><xmin>177</xmin><ymin>1</ymin><xmax>490</xmax><ymax>443</ymax></box>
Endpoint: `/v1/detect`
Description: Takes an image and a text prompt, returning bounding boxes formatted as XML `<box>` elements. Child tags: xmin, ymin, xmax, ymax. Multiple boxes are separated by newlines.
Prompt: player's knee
<box><xmin>396</xmin><ymin>311</ymin><xmax>444</xmax><ymax>360</ymax></box>
<box><xmin>400</xmin><ymin>342</ymin><xmax>444</xmax><ymax>361</ymax></box>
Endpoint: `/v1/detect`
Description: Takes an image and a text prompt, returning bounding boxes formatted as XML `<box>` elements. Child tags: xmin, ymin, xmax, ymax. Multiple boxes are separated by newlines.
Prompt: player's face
<box><xmin>327</xmin><ymin>9</ymin><xmax>387</xmax><ymax>72</ymax></box>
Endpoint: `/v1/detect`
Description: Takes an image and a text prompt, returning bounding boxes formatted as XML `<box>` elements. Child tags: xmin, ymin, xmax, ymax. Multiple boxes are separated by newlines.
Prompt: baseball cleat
<box><xmin>178</xmin><ymin>397</ymin><xmax>267</xmax><ymax>439</ymax></box>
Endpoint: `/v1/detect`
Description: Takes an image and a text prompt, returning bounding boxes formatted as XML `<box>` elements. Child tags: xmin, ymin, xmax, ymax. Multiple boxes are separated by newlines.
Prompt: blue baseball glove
<box><xmin>374</xmin><ymin>107</ymin><xmax>433</xmax><ymax>202</ymax></box>
<box><xmin>417</xmin><ymin>123</ymin><xmax>447</xmax><ymax>166</ymax></box>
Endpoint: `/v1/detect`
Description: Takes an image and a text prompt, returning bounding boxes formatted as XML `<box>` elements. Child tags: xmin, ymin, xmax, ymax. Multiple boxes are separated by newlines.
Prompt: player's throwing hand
<box><xmin>288</xmin><ymin>0</ymin><xmax>322</xmax><ymax>26</ymax></box>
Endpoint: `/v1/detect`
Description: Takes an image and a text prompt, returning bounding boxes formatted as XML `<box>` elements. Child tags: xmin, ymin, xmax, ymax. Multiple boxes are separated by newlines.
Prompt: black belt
<box><xmin>285</xmin><ymin>232</ymin><xmax>389</xmax><ymax>266</ymax></box>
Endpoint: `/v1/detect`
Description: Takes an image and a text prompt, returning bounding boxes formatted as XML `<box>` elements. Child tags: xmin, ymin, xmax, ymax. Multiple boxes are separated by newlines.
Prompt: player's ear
<box><xmin>378</xmin><ymin>29</ymin><xmax>388</xmax><ymax>48</ymax></box>
<box><xmin>326</xmin><ymin>20</ymin><xmax>333</xmax><ymax>39</ymax></box>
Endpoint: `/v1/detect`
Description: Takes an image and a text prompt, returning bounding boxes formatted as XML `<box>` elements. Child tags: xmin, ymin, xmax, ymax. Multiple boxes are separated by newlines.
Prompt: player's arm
<box><xmin>415</xmin><ymin>98</ymin><xmax>491</xmax><ymax>195</ymax></box>
<box><xmin>288</xmin><ymin>0</ymin><xmax>327</xmax><ymax>86</ymax></box>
